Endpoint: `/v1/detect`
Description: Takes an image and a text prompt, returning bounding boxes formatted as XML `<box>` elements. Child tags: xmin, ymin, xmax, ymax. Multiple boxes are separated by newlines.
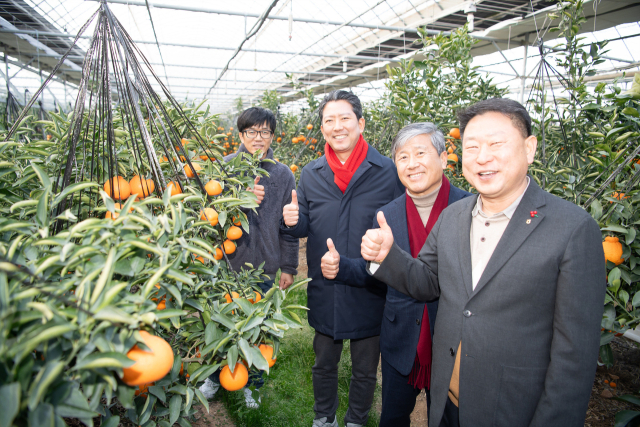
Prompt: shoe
<box><xmin>243</xmin><ymin>387</ymin><xmax>261</xmax><ymax>409</ymax></box>
<box><xmin>198</xmin><ymin>378</ymin><xmax>219</xmax><ymax>400</ymax></box>
<box><xmin>312</xmin><ymin>416</ymin><xmax>338</xmax><ymax>427</ymax></box>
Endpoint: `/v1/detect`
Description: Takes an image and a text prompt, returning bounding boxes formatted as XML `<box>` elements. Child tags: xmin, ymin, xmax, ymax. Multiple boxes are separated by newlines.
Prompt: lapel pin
<box><xmin>526</xmin><ymin>219</ymin><xmax>531</xmax><ymax>224</ymax></box>
<box><xmin>530</xmin><ymin>210</ymin><xmax>538</xmax><ymax>218</ymax></box>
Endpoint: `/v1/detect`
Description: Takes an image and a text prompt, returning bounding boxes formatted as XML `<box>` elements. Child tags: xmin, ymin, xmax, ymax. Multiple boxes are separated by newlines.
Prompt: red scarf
<box><xmin>325</xmin><ymin>135</ymin><xmax>369</xmax><ymax>193</ymax></box>
<box><xmin>406</xmin><ymin>174</ymin><xmax>450</xmax><ymax>390</ymax></box>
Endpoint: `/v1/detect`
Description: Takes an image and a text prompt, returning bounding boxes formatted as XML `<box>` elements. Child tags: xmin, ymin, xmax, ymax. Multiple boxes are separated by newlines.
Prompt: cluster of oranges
<box><xmin>197</xmin><ymin>207</ymin><xmax>243</xmax><ymax>257</ymax></box>
<box><xmin>103</xmin><ymin>175</ymin><xmax>156</xmax><ymax>218</ymax></box>
<box><xmin>446</xmin><ymin>128</ymin><xmax>460</xmax><ymax>171</ymax></box>
<box><xmin>218</xmin><ymin>342</ymin><xmax>276</xmax><ymax>391</ymax></box>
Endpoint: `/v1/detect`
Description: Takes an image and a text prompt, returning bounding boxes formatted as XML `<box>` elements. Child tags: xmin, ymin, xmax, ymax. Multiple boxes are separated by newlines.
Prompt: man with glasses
<box><xmin>199</xmin><ymin>107</ymin><xmax>299</xmax><ymax>408</ymax></box>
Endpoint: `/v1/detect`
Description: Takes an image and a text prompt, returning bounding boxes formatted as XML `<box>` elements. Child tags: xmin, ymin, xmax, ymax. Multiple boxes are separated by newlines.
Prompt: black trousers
<box><xmin>311</xmin><ymin>331</ymin><xmax>380</xmax><ymax>425</ymax></box>
<box><xmin>439</xmin><ymin>397</ymin><xmax>460</xmax><ymax>427</ymax></box>
<box><xmin>379</xmin><ymin>356</ymin><xmax>431</xmax><ymax>427</ymax></box>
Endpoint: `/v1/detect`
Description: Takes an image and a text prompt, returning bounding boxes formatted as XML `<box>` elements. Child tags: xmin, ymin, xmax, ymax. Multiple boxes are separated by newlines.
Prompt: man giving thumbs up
<box><xmin>280</xmin><ymin>90</ymin><xmax>403</xmax><ymax>427</ymax></box>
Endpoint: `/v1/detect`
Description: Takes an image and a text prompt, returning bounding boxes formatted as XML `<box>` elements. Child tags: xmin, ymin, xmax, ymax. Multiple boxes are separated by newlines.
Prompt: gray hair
<box><xmin>391</xmin><ymin>122</ymin><xmax>446</xmax><ymax>161</ymax></box>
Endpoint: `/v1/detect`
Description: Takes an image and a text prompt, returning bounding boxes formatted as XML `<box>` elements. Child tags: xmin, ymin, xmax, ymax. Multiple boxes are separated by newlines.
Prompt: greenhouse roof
<box><xmin>0</xmin><ymin>0</ymin><xmax>639</xmax><ymax>115</ymax></box>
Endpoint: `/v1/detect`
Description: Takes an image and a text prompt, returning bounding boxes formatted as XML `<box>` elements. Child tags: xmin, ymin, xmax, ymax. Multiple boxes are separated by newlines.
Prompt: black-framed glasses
<box><xmin>242</xmin><ymin>129</ymin><xmax>273</xmax><ymax>139</ymax></box>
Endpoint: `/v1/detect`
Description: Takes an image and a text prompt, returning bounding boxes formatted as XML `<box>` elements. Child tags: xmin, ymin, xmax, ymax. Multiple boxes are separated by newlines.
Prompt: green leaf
<box><xmin>149</xmin><ymin>385</ymin><xmax>166</xmax><ymax>403</ymax></box>
<box><xmin>101</xmin><ymin>416</ymin><xmax>120</xmax><ymax>427</ymax></box>
<box><xmin>30</xmin><ymin>161</ymin><xmax>52</xmax><ymax>188</ymax></box>
<box><xmin>599</xmin><ymin>343</ymin><xmax>614</xmax><ymax>369</ymax></box>
<box><xmin>227</xmin><ymin>344</ymin><xmax>238</xmax><ymax>372</ymax></box>
<box><xmin>155</xmin><ymin>309</ymin><xmax>188</xmax><ymax>320</ymax></box>
<box><xmin>117</xmin><ymin>383</ymin><xmax>135</xmax><ymax>409</ymax></box>
<box><xmin>616</xmin><ymin>394</ymin><xmax>640</xmax><ymax>407</ymax></box>
<box><xmin>28</xmin><ymin>361</ymin><xmax>65</xmax><ymax>410</ymax></box>
<box><xmin>621</xmin><ymin>107</ymin><xmax>639</xmax><ymax>118</ymax></box>
<box><xmin>0</xmin><ymin>383</ymin><xmax>20</xmax><ymax>427</ymax></box>
<box><xmin>73</xmin><ymin>352</ymin><xmax>135</xmax><ymax>370</ymax></box>
<box><xmin>614</xmin><ymin>410</ymin><xmax>640</xmax><ymax>427</ymax></box>
<box><xmin>632</xmin><ymin>291</ymin><xmax>640</xmax><ymax>308</ymax></box>
<box><xmin>204</xmin><ymin>321</ymin><xmax>217</xmax><ymax>345</ymax></box>
<box><xmin>36</xmin><ymin>187</ymin><xmax>50</xmax><ymax>227</ymax></box>
<box><xmin>28</xmin><ymin>403</ymin><xmax>54</xmax><ymax>427</ymax></box>
<box><xmin>208</xmin><ymin>312</ymin><xmax>236</xmax><ymax>330</ymax></box>
<box><xmin>52</xmin><ymin>182</ymin><xmax>99</xmax><ymax>208</ymax></box>
<box><xmin>169</xmin><ymin>394</ymin><xmax>182</xmax><ymax>425</ymax></box>
<box><xmin>626</xmin><ymin>227</ymin><xmax>636</xmax><ymax>245</ymax></box>
<box><xmin>238</xmin><ymin>338</ymin><xmax>253</xmax><ymax>368</ymax></box>
<box><xmin>608</xmin><ymin>268</ymin><xmax>621</xmax><ymax>286</ymax></box>
<box><xmin>194</xmin><ymin>389</ymin><xmax>209</xmax><ymax>413</ymax></box>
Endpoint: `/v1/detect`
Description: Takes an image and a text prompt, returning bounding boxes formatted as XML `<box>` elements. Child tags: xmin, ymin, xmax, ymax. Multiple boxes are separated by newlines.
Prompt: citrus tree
<box><xmin>0</xmin><ymin>100</ymin><xmax>309</xmax><ymax>426</ymax></box>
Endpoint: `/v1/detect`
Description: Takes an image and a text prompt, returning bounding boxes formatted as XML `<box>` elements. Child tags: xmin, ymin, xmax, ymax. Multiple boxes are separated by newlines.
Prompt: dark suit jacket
<box><xmin>337</xmin><ymin>185</ymin><xmax>471</xmax><ymax>375</ymax></box>
<box><xmin>373</xmin><ymin>179</ymin><xmax>605</xmax><ymax>427</ymax></box>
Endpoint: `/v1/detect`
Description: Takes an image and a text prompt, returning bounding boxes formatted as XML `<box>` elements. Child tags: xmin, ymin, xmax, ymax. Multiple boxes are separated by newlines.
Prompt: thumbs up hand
<box><xmin>283</xmin><ymin>189</ymin><xmax>299</xmax><ymax>226</ymax></box>
<box><xmin>361</xmin><ymin>211</ymin><xmax>394</xmax><ymax>262</ymax></box>
<box><xmin>248</xmin><ymin>176</ymin><xmax>265</xmax><ymax>204</ymax></box>
<box><xmin>321</xmin><ymin>238</ymin><xmax>340</xmax><ymax>279</ymax></box>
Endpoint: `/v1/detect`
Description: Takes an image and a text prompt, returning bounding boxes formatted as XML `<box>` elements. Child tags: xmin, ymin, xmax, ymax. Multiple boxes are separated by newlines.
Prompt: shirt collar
<box><xmin>472</xmin><ymin>176</ymin><xmax>530</xmax><ymax>219</ymax></box>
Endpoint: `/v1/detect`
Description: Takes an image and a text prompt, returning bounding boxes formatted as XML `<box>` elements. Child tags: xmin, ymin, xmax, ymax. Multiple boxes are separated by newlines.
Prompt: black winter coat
<box><xmin>281</xmin><ymin>145</ymin><xmax>404</xmax><ymax>339</ymax></box>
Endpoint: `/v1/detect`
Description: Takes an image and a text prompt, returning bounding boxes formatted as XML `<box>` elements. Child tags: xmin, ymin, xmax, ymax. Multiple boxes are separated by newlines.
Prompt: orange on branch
<box><xmin>259</xmin><ymin>344</ymin><xmax>276</xmax><ymax>367</ymax></box>
<box><xmin>167</xmin><ymin>181</ymin><xmax>182</xmax><ymax>196</ymax></box>
<box><xmin>290</xmin><ymin>164</ymin><xmax>298</xmax><ymax>172</ymax></box>
<box><xmin>214</xmin><ymin>247</ymin><xmax>223</xmax><ymax>260</ymax></box>
<box><xmin>219</xmin><ymin>363</ymin><xmax>248</xmax><ymax>391</ymax></box>
<box><xmin>223</xmin><ymin>239</ymin><xmax>236</xmax><ymax>254</ymax></box>
<box><xmin>224</xmin><ymin>291</ymin><xmax>240</xmax><ymax>303</ymax></box>
<box><xmin>200</xmin><ymin>208</ymin><xmax>219</xmax><ymax>226</ymax></box>
<box><xmin>603</xmin><ymin>236</ymin><xmax>624</xmax><ymax>265</ymax></box>
<box><xmin>307</xmin><ymin>124</ymin><xmax>313</xmax><ymax>130</ymax></box>
<box><xmin>248</xmin><ymin>291</ymin><xmax>262</xmax><ymax>304</ymax></box>
<box><xmin>122</xmin><ymin>331</ymin><xmax>174</xmax><ymax>386</ymax></box>
<box><xmin>104</xmin><ymin>176</ymin><xmax>131</xmax><ymax>200</ymax></box>
<box><xmin>205</xmin><ymin>180</ymin><xmax>223</xmax><ymax>196</ymax></box>
<box><xmin>448</xmin><ymin>153</ymin><xmax>459</xmax><ymax>163</ymax></box>
<box><xmin>130</xmin><ymin>175</ymin><xmax>154</xmax><ymax>198</ymax></box>
<box><xmin>184</xmin><ymin>162</ymin><xmax>202</xmax><ymax>178</ymax></box>
<box><xmin>226</xmin><ymin>226</ymin><xmax>243</xmax><ymax>240</ymax></box>
<box><xmin>449</xmin><ymin>128</ymin><xmax>461</xmax><ymax>139</ymax></box>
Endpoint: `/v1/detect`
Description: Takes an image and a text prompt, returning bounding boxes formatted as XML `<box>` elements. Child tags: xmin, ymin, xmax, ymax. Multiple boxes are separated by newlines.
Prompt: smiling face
<box><xmin>239</xmin><ymin>121</ymin><xmax>273</xmax><ymax>159</ymax></box>
<box><xmin>395</xmin><ymin>134</ymin><xmax>447</xmax><ymax>196</ymax></box>
<box><xmin>462</xmin><ymin>111</ymin><xmax>537</xmax><ymax>211</ymax></box>
<box><xmin>320</xmin><ymin>100</ymin><xmax>365</xmax><ymax>162</ymax></box>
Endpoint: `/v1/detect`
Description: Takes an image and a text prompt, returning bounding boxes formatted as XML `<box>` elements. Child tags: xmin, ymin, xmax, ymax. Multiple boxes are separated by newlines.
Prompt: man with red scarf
<box><xmin>281</xmin><ymin>90</ymin><xmax>403</xmax><ymax>427</ymax></box>
<box><xmin>320</xmin><ymin>123</ymin><xmax>471</xmax><ymax>426</ymax></box>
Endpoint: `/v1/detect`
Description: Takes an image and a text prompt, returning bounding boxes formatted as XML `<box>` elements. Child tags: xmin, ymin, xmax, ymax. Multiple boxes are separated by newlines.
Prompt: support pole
<box><xmin>519</xmin><ymin>34</ymin><xmax>529</xmax><ymax>104</ymax></box>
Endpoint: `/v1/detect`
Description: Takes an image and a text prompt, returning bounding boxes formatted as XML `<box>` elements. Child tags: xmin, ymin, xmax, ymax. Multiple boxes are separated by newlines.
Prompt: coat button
<box><xmin>463</xmin><ymin>310</ymin><xmax>472</xmax><ymax>317</ymax></box>
<box><xmin>416</xmin><ymin>319</ymin><xmax>421</xmax><ymax>325</ymax></box>
<box><xmin>450</xmin><ymin>348</ymin><xmax>455</xmax><ymax>356</ymax></box>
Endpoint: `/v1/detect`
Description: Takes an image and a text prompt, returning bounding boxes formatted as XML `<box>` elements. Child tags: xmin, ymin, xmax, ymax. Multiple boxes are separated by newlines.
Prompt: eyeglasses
<box><xmin>242</xmin><ymin>129</ymin><xmax>273</xmax><ymax>139</ymax></box>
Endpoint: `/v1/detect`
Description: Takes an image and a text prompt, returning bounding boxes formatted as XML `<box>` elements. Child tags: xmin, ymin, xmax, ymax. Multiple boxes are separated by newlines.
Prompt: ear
<box><xmin>525</xmin><ymin>135</ymin><xmax>538</xmax><ymax>164</ymax></box>
<box><xmin>439</xmin><ymin>150</ymin><xmax>448</xmax><ymax>169</ymax></box>
<box><xmin>358</xmin><ymin>116</ymin><xmax>366</xmax><ymax>133</ymax></box>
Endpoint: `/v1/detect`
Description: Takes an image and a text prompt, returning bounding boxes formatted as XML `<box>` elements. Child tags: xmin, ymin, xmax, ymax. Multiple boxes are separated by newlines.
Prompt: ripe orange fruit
<box><xmin>603</xmin><ymin>236</ymin><xmax>624</xmax><ymax>265</ymax></box>
<box><xmin>290</xmin><ymin>164</ymin><xmax>298</xmax><ymax>172</ymax></box>
<box><xmin>184</xmin><ymin>163</ymin><xmax>202</xmax><ymax>178</ymax></box>
<box><xmin>307</xmin><ymin>124</ymin><xmax>313</xmax><ymax>130</ymax></box>
<box><xmin>200</xmin><ymin>208</ymin><xmax>219</xmax><ymax>226</ymax></box>
<box><xmin>248</xmin><ymin>291</ymin><xmax>262</xmax><ymax>304</ymax></box>
<box><xmin>226</xmin><ymin>226</ymin><xmax>242</xmax><ymax>240</ymax></box>
<box><xmin>104</xmin><ymin>176</ymin><xmax>131</xmax><ymax>200</ymax></box>
<box><xmin>135</xmin><ymin>382</ymin><xmax>154</xmax><ymax>396</ymax></box>
<box><xmin>157</xmin><ymin>300</ymin><xmax>166</xmax><ymax>310</ymax></box>
<box><xmin>167</xmin><ymin>181</ymin><xmax>182</xmax><ymax>196</ymax></box>
<box><xmin>181</xmin><ymin>138</ymin><xmax>189</xmax><ymax>146</ymax></box>
<box><xmin>130</xmin><ymin>175</ymin><xmax>154</xmax><ymax>198</ymax></box>
<box><xmin>122</xmin><ymin>331</ymin><xmax>174</xmax><ymax>386</ymax></box>
<box><xmin>195</xmin><ymin>256</ymin><xmax>205</xmax><ymax>264</ymax></box>
<box><xmin>205</xmin><ymin>180</ymin><xmax>223</xmax><ymax>196</ymax></box>
<box><xmin>277</xmin><ymin>137</ymin><xmax>282</xmax><ymax>142</ymax></box>
<box><xmin>259</xmin><ymin>344</ymin><xmax>276</xmax><ymax>367</ymax></box>
<box><xmin>611</xmin><ymin>192</ymin><xmax>628</xmax><ymax>201</ymax></box>
<box><xmin>105</xmin><ymin>202</ymin><xmax>122</xmax><ymax>220</ymax></box>
<box><xmin>219</xmin><ymin>363</ymin><xmax>248</xmax><ymax>391</ymax></box>
<box><xmin>223</xmin><ymin>239</ymin><xmax>236</xmax><ymax>254</ymax></box>
<box><xmin>449</xmin><ymin>128</ymin><xmax>461</xmax><ymax>139</ymax></box>
<box><xmin>281</xmin><ymin>132</ymin><xmax>285</xmax><ymax>136</ymax></box>
<box><xmin>232</xmin><ymin>216</ymin><xmax>242</xmax><ymax>226</ymax></box>
<box><xmin>447</xmin><ymin>153</ymin><xmax>459</xmax><ymax>163</ymax></box>
<box><xmin>214</xmin><ymin>247</ymin><xmax>223</xmax><ymax>260</ymax></box>
<box><xmin>292</xmin><ymin>137</ymin><xmax>299</xmax><ymax>144</ymax></box>
<box><xmin>610</xmin><ymin>382</ymin><xmax>617</xmax><ymax>388</ymax></box>
<box><xmin>224</xmin><ymin>291</ymin><xmax>240</xmax><ymax>303</ymax></box>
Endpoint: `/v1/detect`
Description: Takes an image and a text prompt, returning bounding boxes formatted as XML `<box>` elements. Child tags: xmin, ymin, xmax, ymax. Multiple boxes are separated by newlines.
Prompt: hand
<box><xmin>321</xmin><ymin>238</ymin><xmax>340</xmax><ymax>279</ymax></box>
<box><xmin>248</xmin><ymin>177</ymin><xmax>265</xmax><ymax>204</ymax></box>
<box><xmin>361</xmin><ymin>211</ymin><xmax>394</xmax><ymax>262</ymax></box>
<box><xmin>283</xmin><ymin>189</ymin><xmax>299</xmax><ymax>227</ymax></box>
<box><xmin>279</xmin><ymin>272</ymin><xmax>294</xmax><ymax>290</ymax></box>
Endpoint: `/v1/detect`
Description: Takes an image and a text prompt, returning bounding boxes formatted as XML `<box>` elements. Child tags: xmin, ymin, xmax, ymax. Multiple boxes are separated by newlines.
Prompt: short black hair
<box><xmin>318</xmin><ymin>90</ymin><xmax>363</xmax><ymax>123</ymax></box>
<box><xmin>458</xmin><ymin>98</ymin><xmax>532</xmax><ymax>139</ymax></box>
<box><xmin>237</xmin><ymin>107</ymin><xmax>276</xmax><ymax>133</ymax></box>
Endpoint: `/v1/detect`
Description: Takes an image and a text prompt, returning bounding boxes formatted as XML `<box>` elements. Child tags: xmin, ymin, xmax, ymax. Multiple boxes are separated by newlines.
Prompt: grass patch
<box><xmin>217</xmin><ymin>285</ymin><xmax>381</xmax><ymax>427</ymax></box>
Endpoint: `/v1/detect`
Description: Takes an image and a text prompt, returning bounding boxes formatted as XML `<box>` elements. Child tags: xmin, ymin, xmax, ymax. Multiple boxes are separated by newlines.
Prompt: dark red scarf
<box><xmin>406</xmin><ymin>174</ymin><xmax>451</xmax><ymax>390</ymax></box>
<box><xmin>325</xmin><ymin>134</ymin><xmax>369</xmax><ymax>193</ymax></box>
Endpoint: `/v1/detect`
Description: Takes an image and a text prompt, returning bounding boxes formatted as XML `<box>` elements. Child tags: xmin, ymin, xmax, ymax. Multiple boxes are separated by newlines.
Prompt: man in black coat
<box><xmin>361</xmin><ymin>99</ymin><xmax>605</xmax><ymax>427</ymax></box>
<box><xmin>281</xmin><ymin>90</ymin><xmax>403</xmax><ymax>427</ymax></box>
<box><xmin>321</xmin><ymin>122</ymin><xmax>471</xmax><ymax>426</ymax></box>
